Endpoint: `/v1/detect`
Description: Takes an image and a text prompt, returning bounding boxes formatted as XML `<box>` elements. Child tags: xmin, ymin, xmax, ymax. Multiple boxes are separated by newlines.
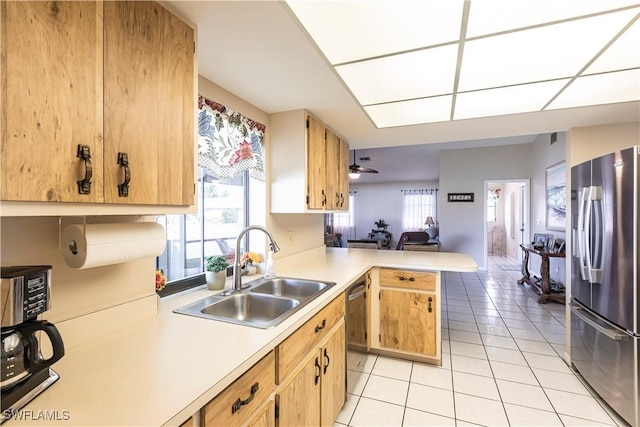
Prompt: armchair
<box><xmin>396</xmin><ymin>229</ymin><xmax>440</xmax><ymax>251</ymax></box>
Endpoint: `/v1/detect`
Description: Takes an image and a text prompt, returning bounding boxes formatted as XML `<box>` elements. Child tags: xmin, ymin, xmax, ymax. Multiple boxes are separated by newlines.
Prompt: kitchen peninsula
<box><xmin>6</xmin><ymin>248</ymin><xmax>476</xmax><ymax>426</ymax></box>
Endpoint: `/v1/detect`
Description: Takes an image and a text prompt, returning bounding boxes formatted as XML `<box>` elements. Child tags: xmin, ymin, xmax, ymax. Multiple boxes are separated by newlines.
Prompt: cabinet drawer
<box><xmin>380</xmin><ymin>268</ymin><xmax>436</xmax><ymax>291</ymax></box>
<box><xmin>204</xmin><ymin>351</ymin><xmax>275</xmax><ymax>427</ymax></box>
<box><xmin>276</xmin><ymin>293</ymin><xmax>345</xmax><ymax>383</ymax></box>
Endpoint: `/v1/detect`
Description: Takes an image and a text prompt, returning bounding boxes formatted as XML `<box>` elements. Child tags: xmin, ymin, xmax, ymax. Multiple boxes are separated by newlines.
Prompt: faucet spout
<box><xmin>233</xmin><ymin>225</ymin><xmax>280</xmax><ymax>292</ymax></box>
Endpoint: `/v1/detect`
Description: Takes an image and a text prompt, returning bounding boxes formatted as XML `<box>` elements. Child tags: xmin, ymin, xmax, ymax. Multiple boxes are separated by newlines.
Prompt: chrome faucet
<box><xmin>232</xmin><ymin>225</ymin><xmax>280</xmax><ymax>292</ymax></box>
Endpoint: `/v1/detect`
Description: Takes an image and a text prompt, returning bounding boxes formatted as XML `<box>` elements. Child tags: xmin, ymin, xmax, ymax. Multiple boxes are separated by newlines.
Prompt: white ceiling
<box><xmin>164</xmin><ymin>1</ymin><xmax>640</xmax><ymax>183</ymax></box>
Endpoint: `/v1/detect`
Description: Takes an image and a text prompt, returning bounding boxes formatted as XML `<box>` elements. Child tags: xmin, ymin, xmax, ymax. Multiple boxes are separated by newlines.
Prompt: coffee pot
<box><xmin>1</xmin><ymin>319</ymin><xmax>65</xmax><ymax>391</ymax></box>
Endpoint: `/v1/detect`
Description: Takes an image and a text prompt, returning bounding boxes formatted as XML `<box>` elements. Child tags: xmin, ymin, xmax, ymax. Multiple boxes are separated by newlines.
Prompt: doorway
<box><xmin>484</xmin><ymin>179</ymin><xmax>530</xmax><ymax>269</ymax></box>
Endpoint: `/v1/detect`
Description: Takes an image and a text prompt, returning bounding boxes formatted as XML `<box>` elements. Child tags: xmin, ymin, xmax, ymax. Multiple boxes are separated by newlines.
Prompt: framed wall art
<box><xmin>545</xmin><ymin>161</ymin><xmax>566</xmax><ymax>231</ymax></box>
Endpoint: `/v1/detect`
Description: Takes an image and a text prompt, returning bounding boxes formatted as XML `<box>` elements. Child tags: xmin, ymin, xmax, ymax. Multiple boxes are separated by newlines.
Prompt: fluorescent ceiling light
<box><xmin>286</xmin><ymin>1</ymin><xmax>463</xmax><ymax>64</ymax></box>
<box><xmin>286</xmin><ymin>1</ymin><xmax>640</xmax><ymax>128</ymax></box>
<box><xmin>335</xmin><ymin>45</ymin><xmax>458</xmax><ymax>105</ymax></box>
<box><xmin>454</xmin><ymin>80</ymin><xmax>570</xmax><ymax>120</ymax></box>
<box><xmin>547</xmin><ymin>69</ymin><xmax>640</xmax><ymax>110</ymax></box>
<box><xmin>365</xmin><ymin>96</ymin><xmax>452</xmax><ymax>128</ymax></box>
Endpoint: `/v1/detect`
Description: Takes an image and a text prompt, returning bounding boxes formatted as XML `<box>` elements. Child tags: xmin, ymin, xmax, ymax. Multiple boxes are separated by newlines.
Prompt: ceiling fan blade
<box><xmin>357</xmin><ymin>167</ymin><xmax>379</xmax><ymax>173</ymax></box>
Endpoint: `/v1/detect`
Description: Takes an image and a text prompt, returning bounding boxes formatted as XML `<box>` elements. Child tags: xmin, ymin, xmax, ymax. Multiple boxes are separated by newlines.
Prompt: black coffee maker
<box><xmin>1</xmin><ymin>266</ymin><xmax>65</xmax><ymax>420</ymax></box>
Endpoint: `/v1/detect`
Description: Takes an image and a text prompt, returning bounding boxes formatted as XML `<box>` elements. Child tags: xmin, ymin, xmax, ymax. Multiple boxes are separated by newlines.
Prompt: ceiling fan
<box><xmin>349</xmin><ymin>150</ymin><xmax>379</xmax><ymax>179</ymax></box>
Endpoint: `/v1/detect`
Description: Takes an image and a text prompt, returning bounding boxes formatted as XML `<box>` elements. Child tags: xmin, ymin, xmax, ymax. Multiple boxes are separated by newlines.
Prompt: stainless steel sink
<box><xmin>250</xmin><ymin>277</ymin><xmax>330</xmax><ymax>299</ymax></box>
<box><xmin>173</xmin><ymin>277</ymin><xmax>336</xmax><ymax>329</ymax></box>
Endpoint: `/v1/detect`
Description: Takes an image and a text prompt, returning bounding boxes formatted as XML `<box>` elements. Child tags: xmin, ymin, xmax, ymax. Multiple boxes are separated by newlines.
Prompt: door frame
<box><xmin>483</xmin><ymin>179</ymin><xmax>530</xmax><ymax>269</ymax></box>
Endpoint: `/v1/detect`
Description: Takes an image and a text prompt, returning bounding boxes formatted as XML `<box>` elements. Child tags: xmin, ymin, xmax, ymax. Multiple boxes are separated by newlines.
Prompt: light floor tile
<box><xmin>362</xmin><ymin>374</ymin><xmax>409</xmax><ymax>406</ymax></box>
<box><xmin>489</xmin><ymin>360</ymin><xmax>538</xmax><ymax>385</ymax></box>
<box><xmin>474</xmin><ymin>315</ymin><xmax>506</xmax><ymax>327</ymax></box>
<box><xmin>503</xmin><ymin>318</ymin><xmax>535</xmax><ymax>329</ymax></box>
<box><xmin>509</xmin><ymin>327</ymin><xmax>546</xmax><ymax>341</ymax></box>
<box><xmin>452</xmin><ymin>371</ymin><xmax>500</xmax><ymax>400</ymax></box>
<box><xmin>485</xmin><ymin>346</ymin><xmax>528</xmax><ymax>366</ymax></box>
<box><xmin>411</xmin><ymin>363</ymin><xmax>453</xmax><ymax>390</ymax></box>
<box><xmin>372</xmin><ymin>356</ymin><xmax>413</xmax><ymax>381</ymax></box>
<box><xmin>402</xmin><ymin>408</ymin><xmax>456</xmax><ymax>427</ymax></box>
<box><xmin>522</xmin><ymin>352</ymin><xmax>572</xmax><ymax>374</ymax></box>
<box><xmin>558</xmin><ymin>414</ymin><xmax>616</xmax><ymax>426</ymax></box>
<box><xmin>477</xmin><ymin>323</ymin><xmax>511</xmax><ymax>337</ymax></box>
<box><xmin>350</xmin><ymin>397</ymin><xmax>405</xmax><ymax>427</ymax></box>
<box><xmin>447</xmin><ymin>304</ymin><xmax>473</xmax><ymax>314</ymax></box>
<box><xmin>504</xmin><ymin>403</ymin><xmax>563</xmax><ymax>426</ymax></box>
<box><xmin>454</xmin><ymin>393</ymin><xmax>509</xmax><ymax>426</ymax></box>
<box><xmin>542</xmin><ymin>331</ymin><xmax>566</xmax><ymax>345</ymax></box>
<box><xmin>406</xmin><ymin>383</ymin><xmax>455</xmax><ymax>418</ymax></box>
<box><xmin>449</xmin><ymin>329</ymin><xmax>483</xmax><ymax>345</ymax></box>
<box><xmin>448</xmin><ymin>320</ymin><xmax>478</xmax><ymax>332</ymax></box>
<box><xmin>480</xmin><ymin>334</ymin><xmax>519</xmax><ymax>350</ymax></box>
<box><xmin>449</xmin><ymin>341</ymin><xmax>486</xmax><ymax>359</ymax></box>
<box><xmin>347</xmin><ymin>351</ymin><xmax>377</xmax><ymax>373</ymax></box>
<box><xmin>347</xmin><ymin>369</ymin><xmax>369</xmax><ymax>395</ymax></box>
<box><xmin>451</xmin><ymin>354</ymin><xmax>493</xmax><ymax>377</ymax></box>
<box><xmin>515</xmin><ymin>338</ymin><xmax>557</xmax><ymax>355</ymax></box>
<box><xmin>496</xmin><ymin>379</ymin><xmax>555</xmax><ymax>412</ymax></box>
<box><xmin>532</xmin><ymin>368</ymin><xmax>591</xmax><ymax>395</ymax></box>
<box><xmin>335</xmin><ymin>394</ymin><xmax>359</xmax><ymax>425</ymax></box>
<box><xmin>545</xmin><ymin>389</ymin><xmax>616</xmax><ymax>424</ymax></box>
<box><xmin>447</xmin><ymin>312</ymin><xmax>476</xmax><ymax>323</ymax></box>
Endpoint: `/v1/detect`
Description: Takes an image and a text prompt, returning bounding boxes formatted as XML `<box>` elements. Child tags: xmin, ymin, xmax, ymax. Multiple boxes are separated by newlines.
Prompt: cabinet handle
<box><xmin>398</xmin><ymin>276</ymin><xmax>415</xmax><ymax>282</ymax></box>
<box><xmin>366</xmin><ymin>274</ymin><xmax>371</xmax><ymax>288</ymax></box>
<box><xmin>315</xmin><ymin>319</ymin><xmax>326</xmax><ymax>333</ymax></box>
<box><xmin>314</xmin><ymin>357</ymin><xmax>321</xmax><ymax>385</ymax></box>
<box><xmin>428</xmin><ymin>296</ymin><xmax>433</xmax><ymax>313</ymax></box>
<box><xmin>117</xmin><ymin>152</ymin><xmax>130</xmax><ymax>197</ymax></box>
<box><xmin>321</xmin><ymin>190</ymin><xmax>327</xmax><ymax>206</ymax></box>
<box><xmin>76</xmin><ymin>145</ymin><xmax>93</xmax><ymax>195</ymax></box>
<box><xmin>340</xmin><ymin>193</ymin><xmax>345</xmax><ymax>207</ymax></box>
<box><xmin>231</xmin><ymin>382</ymin><xmax>259</xmax><ymax>414</ymax></box>
<box><xmin>336</xmin><ymin>192</ymin><xmax>340</xmax><ymax>206</ymax></box>
<box><xmin>323</xmin><ymin>348</ymin><xmax>330</xmax><ymax>374</ymax></box>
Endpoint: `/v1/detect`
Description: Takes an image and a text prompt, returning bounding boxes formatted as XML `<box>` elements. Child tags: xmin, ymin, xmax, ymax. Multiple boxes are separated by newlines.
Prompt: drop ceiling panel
<box><xmin>458</xmin><ymin>9</ymin><xmax>639</xmax><ymax>92</ymax></box>
<box><xmin>335</xmin><ymin>45</ymin><xmax>459</xmax><ymax>105</ymax></box>
<box><xmin>365</xmin><ymin>95</ymin><xmax>452</xmax><ymax>128</ymax></box>
<box><xmin>548</xmin><ymin>69</ymin><xmax>640</xmax><ymax>110</ymax></box>
<box><xmin>286</xmin><ymin>1</ymin><xmax>464</xmax><ymax>64</ymax></box>
<box><xmin>454</xmin><ymin>80</ymin><xmax>570</xmax><ymax>120</ymax></box>
<box><xmin>585</xmin><ymin>16</ymin><xmax>640</xmax><ymax>74</ymax></box>
<box><xmin>466</xmin><ymin>0</ymin><xmax>640</xmax><ymax>38</ymax></box>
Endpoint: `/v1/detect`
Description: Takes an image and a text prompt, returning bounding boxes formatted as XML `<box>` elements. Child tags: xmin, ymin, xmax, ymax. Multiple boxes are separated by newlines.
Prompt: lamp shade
<box><xmin>424</xmin><ymin>216</ymin><xmax>435</xmax><ymax>226</ymax></box>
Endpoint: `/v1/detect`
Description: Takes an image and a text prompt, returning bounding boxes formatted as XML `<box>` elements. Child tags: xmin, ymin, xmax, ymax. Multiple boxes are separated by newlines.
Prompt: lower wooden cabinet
<box><xmin>247</xmin><ymin>400</ymin><xmax>275</xmax><ymax>427</ymax></box>
<box><xmin>276</xmin><ymin>321</ymin><xmax>345</xmax><ymax>427</ymax></box>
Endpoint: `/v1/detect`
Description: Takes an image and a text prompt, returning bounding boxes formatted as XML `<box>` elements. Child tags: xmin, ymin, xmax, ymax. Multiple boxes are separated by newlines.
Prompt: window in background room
<box><xmin>325</xmin><ymin>191</ymin><xmax>356</xmax><ymax>247</ymax></box>
<box><xmin>156</xmin><ymin>95</ymin><xmax>266</xmax><ymax>296</ymax></box>
<box><xmin>487</xmin><ymin>188</ymin><xmax>500</xmax><ymax>222</ymax></box>
<box><xmin>401</xmin><ymin>189</ymin><xmax>437</xmax><ymax>230</ymax></box>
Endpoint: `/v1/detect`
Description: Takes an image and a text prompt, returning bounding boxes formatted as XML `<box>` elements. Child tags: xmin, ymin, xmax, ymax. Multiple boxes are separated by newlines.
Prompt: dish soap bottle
<box><xmin>264</xmin><ymin>251</ymin><xmax>276</xmax><ymax>279</ymax></box>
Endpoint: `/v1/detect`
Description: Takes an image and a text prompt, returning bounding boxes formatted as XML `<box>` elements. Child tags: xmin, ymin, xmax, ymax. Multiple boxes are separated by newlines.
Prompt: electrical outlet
<box><xmin>287</xmin><ymin>231</ymin><xmax>295</xmax><ymax>245</ymax></box>
<box><xmin>555</xmin><ymin>267</ymin><xmax>560</xmax><ymax>273</ymax></box>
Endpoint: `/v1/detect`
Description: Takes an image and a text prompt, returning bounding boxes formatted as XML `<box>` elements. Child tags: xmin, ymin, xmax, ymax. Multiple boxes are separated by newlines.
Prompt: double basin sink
<box><xmin>173</xmin><ymin>277</ymin><xmax>336</xmax><ymax>329</ymax></box>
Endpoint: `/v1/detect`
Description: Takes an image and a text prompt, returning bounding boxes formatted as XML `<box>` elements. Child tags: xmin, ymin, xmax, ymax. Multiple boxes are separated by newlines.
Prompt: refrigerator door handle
<box><xmin>577</xmin><ymin>187</ymin><xmax>589</xmax><ymax>281</ymax></box>
<box><xmin>570</xmin><ymin>304</ymin><xmax>627</xmax><ymax>341</ymax></box>
<box><xmin>585</xmin><ymin>186</ymin><xmax>603</xmax><ymax>284</ymax></box>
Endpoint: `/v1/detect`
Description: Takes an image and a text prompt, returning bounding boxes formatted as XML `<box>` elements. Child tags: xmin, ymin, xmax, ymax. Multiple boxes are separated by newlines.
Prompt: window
<box><xmin>325</xmin><ymin>191</ymin><xmax>356</xmax><ymax>247</ymax></box>
<box><xmin>156</xmin><ymin>95</ymin><xmax>265</xmax><ymax>296</ymax></box>
<box><xmin>487</xmin><ymin>188</ymin><xmax>500</xmax><ymax>222</ymax></box>
<box><xmin>401</xmin><ymin>189</ymin><xmax>437</xmax><ymax>230</ymax></box>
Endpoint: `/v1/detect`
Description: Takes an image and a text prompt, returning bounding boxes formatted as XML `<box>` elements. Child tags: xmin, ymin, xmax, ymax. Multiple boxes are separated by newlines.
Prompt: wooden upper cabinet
<box><xmin>104</xmin><ymin>1</ymin><xmax>194</xmax><ymax>205</ymax></box>
<box><xmin>1</xmin><ymin>1</ymin><xmax>104</xmax><ymax>202</ymax></box>
<box><xmin>306</xmin><ymin>115</ymin><xmax>326</xmax><ymax>210</ymax></box>
<box><xmin>338</xmin><ymin>138</ymin><xmax>350</xmax><ymax>210</ymax></box>
<box><xmin>1</xmin><ymin>1</ymin><xmax>194</xmax><ymax>206</ymax></box>
<box><xmin>324</xmin><ymin>129</ymin><xmax>340</xmax><ymax>210</ymax></box>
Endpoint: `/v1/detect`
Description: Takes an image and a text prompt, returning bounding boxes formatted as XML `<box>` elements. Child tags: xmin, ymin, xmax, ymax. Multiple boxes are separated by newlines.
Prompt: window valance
<box><xmin>197</xmin><ymin>95</ymin><xmax>266</xmax><ymax>181</ymax></box>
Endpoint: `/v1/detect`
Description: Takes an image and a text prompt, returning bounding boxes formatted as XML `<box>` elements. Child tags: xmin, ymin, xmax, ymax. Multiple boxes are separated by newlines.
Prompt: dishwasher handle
<box><xmin>347</xmin><ymin>282</ymin><xmax>366</xmax><ymax>301</ymax></box>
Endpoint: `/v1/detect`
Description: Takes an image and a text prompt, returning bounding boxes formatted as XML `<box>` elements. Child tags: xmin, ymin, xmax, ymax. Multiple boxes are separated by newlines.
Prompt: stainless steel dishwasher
<box><xmin>346</xmin><ymin>276</ymin><xmax>367</xmax><ymax>352</ymax></box>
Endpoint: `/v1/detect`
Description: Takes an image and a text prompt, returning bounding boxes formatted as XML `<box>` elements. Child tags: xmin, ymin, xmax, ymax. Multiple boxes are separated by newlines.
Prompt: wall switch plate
<box><xmin>287</xmin><ymin>231</ymin><xmax>295</xmax><ymax>245</ymax></box>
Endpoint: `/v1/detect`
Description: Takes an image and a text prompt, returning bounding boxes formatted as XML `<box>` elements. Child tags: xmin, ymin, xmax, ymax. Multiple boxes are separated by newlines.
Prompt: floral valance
<box><xmin>197</xmin><ymin>95</ymin><xmax>266</xmax><ymax>181</ymax></box>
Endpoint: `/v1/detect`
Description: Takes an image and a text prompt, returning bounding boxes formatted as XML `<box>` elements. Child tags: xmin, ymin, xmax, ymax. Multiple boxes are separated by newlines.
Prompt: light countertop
<box><xmin>6</xmin><ymin>248</ymin><xmax>477</xmax><ymax>426</ymax></box>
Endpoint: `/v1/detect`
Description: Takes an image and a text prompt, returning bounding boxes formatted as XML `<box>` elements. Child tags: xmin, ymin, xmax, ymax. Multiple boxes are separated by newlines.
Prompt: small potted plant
<box><xmin>205</xmin><ymin>255</ymin><xmax>229</xmax><ymax>290</ymax></box>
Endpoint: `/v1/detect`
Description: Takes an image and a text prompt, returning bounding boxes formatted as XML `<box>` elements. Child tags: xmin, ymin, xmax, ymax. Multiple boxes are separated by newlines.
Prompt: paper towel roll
<box><xmin>61</xmin><ymin>223</ymin><xmax>166</xmax><ymax>269</ymax></box>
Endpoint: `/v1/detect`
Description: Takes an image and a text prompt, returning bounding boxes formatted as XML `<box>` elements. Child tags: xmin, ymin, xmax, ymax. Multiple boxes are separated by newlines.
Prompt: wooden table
<box><xmin>517</xmin><ymin>244</ymin><xmax>566</xmax><ymax>304</ymax></box>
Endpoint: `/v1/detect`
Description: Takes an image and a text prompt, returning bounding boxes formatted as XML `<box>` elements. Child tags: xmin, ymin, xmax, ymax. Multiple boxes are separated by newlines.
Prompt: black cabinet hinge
<box><xmin>306</xmin><ymin>119</ymin><xmax>309</xmax><ymax>129</ymax></box>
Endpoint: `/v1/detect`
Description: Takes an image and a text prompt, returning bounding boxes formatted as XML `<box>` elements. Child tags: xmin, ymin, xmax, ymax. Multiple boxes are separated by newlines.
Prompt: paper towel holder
<box><xmin>58</xmin><ymin>216</ymin><xmax>87</xmax><ymax>255</ymax></box>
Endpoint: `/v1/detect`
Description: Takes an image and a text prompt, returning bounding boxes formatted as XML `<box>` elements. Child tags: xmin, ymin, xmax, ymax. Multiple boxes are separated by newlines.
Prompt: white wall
<box><xmin>439</xmin><ymin>143</ymin><xmax>534</xmax><ymax>267</ymax></box>
<box><xmin>349</xmin><ymin>180</ymin><xmax>439</xmax><ymax>249</ymax></box>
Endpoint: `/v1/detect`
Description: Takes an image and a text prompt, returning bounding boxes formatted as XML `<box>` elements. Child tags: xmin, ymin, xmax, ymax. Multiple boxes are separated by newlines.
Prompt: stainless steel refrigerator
<box><xmin>570</xmin><ymin>145</ymin><xmax>639</xmax><ymax>426</ymax></box>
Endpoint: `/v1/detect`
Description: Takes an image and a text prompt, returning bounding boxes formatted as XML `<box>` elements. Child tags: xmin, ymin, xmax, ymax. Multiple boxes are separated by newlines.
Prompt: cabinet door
<box><xmin>104</xmin><ymin>1</ymin><xmax>194</xmax><ymax>205</ymax></box>
<box><xmin>321</xmin><ymin>324</ymin><xmax>346</xmax><ymax>427</ymax></box>
<box><xmin>325</xmin><ymin>129</ymin><xmax>340</xmax><ymax>210</ymax></box>
<box><xmin>277</xmin><ymin>354</ymin><xmax>322</xmax><ymax>427</ymax></box>
<box><xmin>380</xmin><ymin>289</ymin><xmax>437</xmax><ymax>356</ymax></box>
<box><xmin>247</xmin><ymin>400</ymin><xmax>275</xmax><ymax>427</ymax></box>
<box><xmin>338</xmin><ymin>138</ymin><xmax>350</xmax><ymax>210</ymax></box>
<box><xmin>306</xmin><ymin>115</ymin><xmax>326</xmax><ymax>210</ymax></box>
<box><xmin>1</xmin><ymin>1</ymin><xmax>104</xmax><ymax>202</ymax></box>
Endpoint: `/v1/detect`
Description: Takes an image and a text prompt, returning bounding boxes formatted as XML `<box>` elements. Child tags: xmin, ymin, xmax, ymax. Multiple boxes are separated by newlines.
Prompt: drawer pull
<box><xmin>398</xmin><ymin>276</ymin><xmax>416</xmax><ymax>282</ymax></box>
<box><xmin>428</xmin><ymin>296</ymin><xmax>433</xmax><ymax>313</ymax></box>
<box><xmin>314</xmin><ymin>357</ymin><xmax>321</xmax><ymax>385</ymax></box>
<box><xmin>117</xmin><ymin>152</ymin><xmax>130</xmax><ymax>197</ymax></box>
<box><xmin>76</xmin><ymin>144</ymin><xmax>93</xmax><ymax>195</ymax></box>
<box><xmin>315</xmin><ymin>319</ymin><xmax>327</xmax><ymax>333</ymax></box>
<box><xmin>323</xmin><ymin>348</ymin><xmax>330</xmax><ymax>374</ymax></box>
<box><xmin>231</xmin><ymin>382</ymin><xmax>259</xmax><ymax>414</ymax></box>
